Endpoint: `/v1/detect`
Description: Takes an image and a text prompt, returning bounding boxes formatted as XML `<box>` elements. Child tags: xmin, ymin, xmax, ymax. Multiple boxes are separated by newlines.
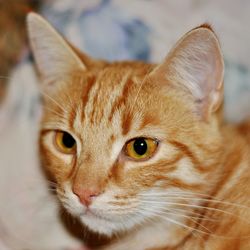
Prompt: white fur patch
<box><xmin>168</xmin><ymin>157</ymin><xmax>203</xmax><ymax>184</ymax></box>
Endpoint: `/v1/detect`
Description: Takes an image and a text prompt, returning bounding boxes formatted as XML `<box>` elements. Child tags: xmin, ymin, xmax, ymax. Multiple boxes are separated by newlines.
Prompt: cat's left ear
<box><xmin>27</xmin><ymin>13</ymin><xmax>86</xmax><ymax>85</ymax></box>
<box><xmin>149</xmin><ymin>25</ymin><xmax>224</xmax><ymax>121</ymax></box>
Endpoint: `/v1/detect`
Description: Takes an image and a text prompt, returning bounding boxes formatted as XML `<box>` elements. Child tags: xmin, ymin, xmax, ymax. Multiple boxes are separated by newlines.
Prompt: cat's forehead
<box><xmin>92</xmin><ymin>61</ymin><xmax>154</xmax><ymax>83</ymax></box>
<box><xmin>65</xmin><ymin>62</ymin><xmax>160</xmax><ymax>139</ymax></box>
<box><xmin>74</xmin><ymin>64</ymin><xmax>147</xmax><ymax>126</ymax></box>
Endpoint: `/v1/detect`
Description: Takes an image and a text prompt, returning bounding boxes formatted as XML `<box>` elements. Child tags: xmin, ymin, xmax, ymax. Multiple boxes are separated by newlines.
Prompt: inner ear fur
<box><xmin>149</xmin><ymin>24</ymin><xmax>224</xmax><ymax>121</ymax></box>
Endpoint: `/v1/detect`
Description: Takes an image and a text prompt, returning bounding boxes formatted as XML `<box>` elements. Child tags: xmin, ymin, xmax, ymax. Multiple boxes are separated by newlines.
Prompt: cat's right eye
<box><xmin>54</xmin><ymin>131</ymin><xmax>76</xmax><ymax>154</ymax></box>
<box><xmin>125</xmin><ymin>137</ymin><xmax>158</xmax><ymax>161</ymax></box>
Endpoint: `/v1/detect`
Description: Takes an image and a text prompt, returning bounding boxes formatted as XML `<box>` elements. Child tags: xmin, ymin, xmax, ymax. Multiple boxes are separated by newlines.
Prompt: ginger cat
<box><xmin>27</xmin><ymin>13</ymin><xmax>250</xmax><ymax>250</ymax></box>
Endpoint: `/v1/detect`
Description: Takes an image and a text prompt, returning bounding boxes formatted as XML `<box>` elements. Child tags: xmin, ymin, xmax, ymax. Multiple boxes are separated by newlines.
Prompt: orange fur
<box><xmin>28</xmin><ymin>13</ymin><xmax>250</xmax><ymax>250</ymax></box>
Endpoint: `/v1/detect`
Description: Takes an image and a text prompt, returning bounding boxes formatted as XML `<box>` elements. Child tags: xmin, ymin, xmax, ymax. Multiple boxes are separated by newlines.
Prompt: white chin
<box><xmin>79</xmin><ymin>213</ymin><xmax>135</xmax><ymax>236</ymax></box>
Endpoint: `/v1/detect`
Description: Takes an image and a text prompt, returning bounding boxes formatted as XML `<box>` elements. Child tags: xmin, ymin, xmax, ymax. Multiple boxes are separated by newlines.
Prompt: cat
<box><xmin>27</xmin><ymin>13</ymin><xmax>250</xmax><ymax>250</ymax></box>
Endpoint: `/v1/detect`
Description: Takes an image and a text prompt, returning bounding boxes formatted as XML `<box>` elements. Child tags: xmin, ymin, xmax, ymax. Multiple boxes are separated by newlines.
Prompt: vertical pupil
<box><xmin>133</xmin><ymin>138</ymin><xmax>147</xmax><ymax>155</ymax></box>
<box><xmin>62</xmin><ymin>133</ymin><xmax>75</xmax><ymax>148</ymax></box>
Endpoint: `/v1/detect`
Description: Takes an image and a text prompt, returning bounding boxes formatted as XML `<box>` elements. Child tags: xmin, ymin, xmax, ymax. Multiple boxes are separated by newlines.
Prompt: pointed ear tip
<box><xmin>27</xmin><ymin>12</ymin><xmax>46</xmax><ymax>29</ymax></box>
<box><xmin>27</xmin><ymin>12</ymin><xmax>39</xmax><ymax>23</ymax></box>
<box><xmin>189</xmin><ymin>23</ymin><xmax>222</xmax><ymax>52</ymax></box>
<box><xmin>192</xmin><ymin>23</ymin><xmax>224</xmax><ymax>62</ymax></box>
<box><xmin>192</xmin><ymin>23</ymin><xmax>219</xmax><ymax>40</ymax></box>
<box><xmin>197</xmin><ymin>23</ymin><xmax>214</xmax><ymax>32</ymax></box>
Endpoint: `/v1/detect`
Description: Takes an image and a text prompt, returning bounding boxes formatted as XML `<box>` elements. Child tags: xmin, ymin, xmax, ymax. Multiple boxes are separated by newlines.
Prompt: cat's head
<box><xmin>27</xmin><ymin>13</ymin><xmax>224</xmax><ymax>236</ymax></box>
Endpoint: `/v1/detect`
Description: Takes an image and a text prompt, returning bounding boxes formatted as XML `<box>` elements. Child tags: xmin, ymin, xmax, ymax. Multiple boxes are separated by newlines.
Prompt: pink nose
<box><xmin>73</xmin><ymin>186</ymin><xmax>100</xmax><ymax>207</ymax></box>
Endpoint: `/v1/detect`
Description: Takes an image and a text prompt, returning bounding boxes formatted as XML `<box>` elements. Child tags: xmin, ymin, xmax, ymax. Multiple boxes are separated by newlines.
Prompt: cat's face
<box><xmin>28</xmin><ymin>14</ymin><xmax>224</xmax><ymax>236</ymax></box>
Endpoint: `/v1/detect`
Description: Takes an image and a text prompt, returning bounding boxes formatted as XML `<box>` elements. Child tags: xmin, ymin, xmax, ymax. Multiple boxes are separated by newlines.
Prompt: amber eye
<box><xmin>54</xmin><ymin>131</ymin><xmax>76</xmax><ymax>154</ymax></box>
<box><xmin>125</xmin><ymin>137</ymin><xmax>158</xmax><ymax>160</ymax></box>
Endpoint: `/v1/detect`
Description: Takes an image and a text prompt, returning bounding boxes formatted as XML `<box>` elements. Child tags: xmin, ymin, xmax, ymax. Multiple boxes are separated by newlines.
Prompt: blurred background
<box><xmin>1</xmin><ymin>0</ymin><xmax>250</xmax><ymax>120</ymax></box>
<box><xmin>0</xmin><ymin>1</ymin><xmax>249</xmax><ymax>249</ymax></box>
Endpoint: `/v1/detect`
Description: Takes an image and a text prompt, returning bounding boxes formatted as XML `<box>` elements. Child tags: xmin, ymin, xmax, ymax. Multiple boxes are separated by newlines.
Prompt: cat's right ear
<box><xmin>27</xmin><ymin>13</ymin><xmax>86</xmax><ymax>85</ymax></box>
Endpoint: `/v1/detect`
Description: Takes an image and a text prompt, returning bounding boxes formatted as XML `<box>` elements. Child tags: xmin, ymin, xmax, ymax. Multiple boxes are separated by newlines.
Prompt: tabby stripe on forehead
<box><xmin>108</xmin><ymin>77</ymin><xmax>133</xmax><ymax>123</ymax></box>
<box><xmin>68</xmin><ymin>102</ymin><xmax>77</xmax><ymax>129</ymax></box>
<box><xmin>122</xmin><ymin>111</ymin><xmax>133</xmax><ymax>136</ymax></box>
<box><xmin>89</xmin><ymin>76</ymin><xmax>108</xmax><ymax>124</ymax></box>
<box><xmin>80</xmin><ymin>75</ymin><xmax>96</xmax><ymax>123</ymax></box>
<box><xmin>121</xmin><ymin>79</ymin><xmax>138</xmax><ymax>135</ymax></box>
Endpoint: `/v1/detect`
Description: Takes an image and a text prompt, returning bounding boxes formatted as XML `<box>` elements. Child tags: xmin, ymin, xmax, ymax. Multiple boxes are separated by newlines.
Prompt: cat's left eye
<box><xmin>54</xmin><ymin>131</ymin><xmax>76</xmax><ymax>154</ymax></box>
<box><xmin>125</xmin><ymin>137</ymin><xmax>158</xmax><ymax>161</ymax></box>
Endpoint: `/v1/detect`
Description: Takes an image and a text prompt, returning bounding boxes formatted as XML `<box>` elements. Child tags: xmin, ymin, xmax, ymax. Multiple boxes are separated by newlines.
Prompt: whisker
<box><xmin>140</xmin><ymin>207</ymin><xmax>235</xmax><ymax>239</ymax></box>
<box><xmin>147</xmin><ymin>208</ymin><xmax>216</xmax><ymax>231</ymax></box>
<box><xmin>24</xmin><ymin>178</ymin><xmax>58</xmax><ymax>189</ymax></box>
<box><xmin>40</xmin><ymin>90</ymin><xmax>68</xmax><ymax>114</ymax></box>
<box><xmin>40</xmin><ymin>121</ymin><xmax>69</xmax><ymax>130</ymax></box>
<box><xmin>138</xmin><ymin>200</ymin><xmax>247</xmax><ymax>223</ymax></box>
<box><xmin>56</xmin><ymin>189</ymin><xmax>65</xmax><ymax>197</ymax></box>
<box><xmin>155</xmin><ymin>212</ymin><xmax>212</xmax><ymax>236</ymax></box>
<box><xmin>139</xmin><ymin>193</ymin><xmax>250</xmax><ymax>211</ymax></box>
<box><xmin>139</xmin><ymin>191</ymin><xmax>213</xmax><ymax>198</ymax></box>
<box><xmin>157</xmin><ymin>210</ymin><xmax>250</xmax><ymax>239</ymax></box>
<box><xmin>128</xmin><ymin>67</ymin><xmax>152</xmax><ymax>115</ymax></box>
<box><xmin>164</xmin><ymin>207</ymin><xmax>220</xmax><ymax>222</ymax></box>
<box><xmin>173</xmin><ymin>213</ymin><xmax>213</xmax><ymax>234</ymax></box>
<box><xmin>43</xmin><ymin>106</ymin><xmax>65</xmax><ymax>118</ymax></box>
